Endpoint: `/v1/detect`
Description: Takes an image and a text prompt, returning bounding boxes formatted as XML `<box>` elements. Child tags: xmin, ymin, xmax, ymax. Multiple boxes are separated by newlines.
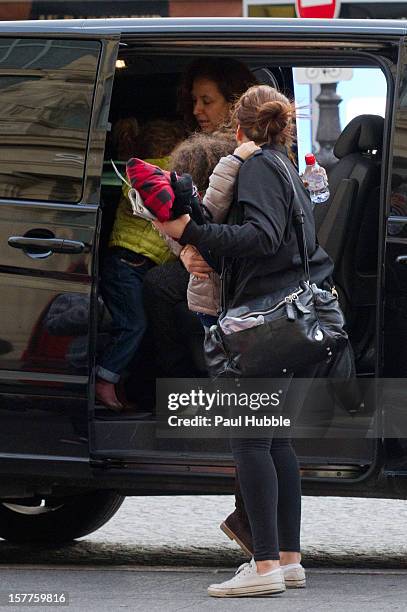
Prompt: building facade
<box><xmin>0</xmin><ymin>1</ymin><xmax>405</xmax><ymax>20</ymax></box>
<box><xmin>0</xmin><ymin>1</ymin><xmax>240</xmax><ymax>20</ymax></box>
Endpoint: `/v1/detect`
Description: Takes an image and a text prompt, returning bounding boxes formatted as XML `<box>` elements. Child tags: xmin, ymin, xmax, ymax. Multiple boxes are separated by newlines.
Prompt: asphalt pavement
<box><xmin>3</xmin><ymin>494</ymin><xmax>405</xmax><ymax>567</ymax></box>
<box><xmin>1</xmin><ymin>495</ymin><xmax>407</xmax><ymax>611</ymax></box>
<box><xmin>0</xmin><ymin>567</ymin><xmax>406</xmax><ymax>612</ymax></box>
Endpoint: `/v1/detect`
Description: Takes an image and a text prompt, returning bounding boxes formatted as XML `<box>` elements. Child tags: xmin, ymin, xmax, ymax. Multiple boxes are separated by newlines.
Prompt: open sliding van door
<box><xmin>382</xmin><ymin>38</ymin><xmax>407</xmax><ymax>471</ymax></box>
<box><xmin>0</xmin><ymin>23</ymin><xmax>119</xmax><ymax>474</ymax></box>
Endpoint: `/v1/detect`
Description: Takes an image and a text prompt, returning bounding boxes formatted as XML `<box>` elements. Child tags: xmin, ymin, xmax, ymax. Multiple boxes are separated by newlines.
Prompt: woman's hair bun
<box><xmin>256</xmin><ymin>100</ymin><xmax>291</xmax><ymax>137</ymax></box>
<box><xmin>234</xmin><ymin>85</ymin><xmax>295</xmax><ymax>146</ymax></box>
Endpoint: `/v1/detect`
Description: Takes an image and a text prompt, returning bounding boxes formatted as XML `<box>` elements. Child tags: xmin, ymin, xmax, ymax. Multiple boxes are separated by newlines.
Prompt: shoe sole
<box><xmin>284</xmin><ymin>578</ymin><xmax>306</xmax><ymax>588</ymax></box>
<box><xmin>220</xmin><ymin>521</ymin><xmax>253</xmax><ymax>557</ymax></box>
<box><xmin>208</xmin><ymin>584</ymin><xmax>285</xmax><ymax>598</ymax></box>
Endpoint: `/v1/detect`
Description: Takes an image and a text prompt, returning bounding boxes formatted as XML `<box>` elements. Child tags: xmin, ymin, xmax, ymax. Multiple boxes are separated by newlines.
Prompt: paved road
<box><xmin>0</xmin><ymin>567</ymin><xmax>406</xmax><ymax>612</ymax></box>
<box><xmin>1</xmin><ymin>496</ymin><xmax>407</xmax><ymax>611</ymax></box>
<box><xmin>1</xmin><ymin>495</ymin><xmax>407</xmax><ymax>567</ymax></box>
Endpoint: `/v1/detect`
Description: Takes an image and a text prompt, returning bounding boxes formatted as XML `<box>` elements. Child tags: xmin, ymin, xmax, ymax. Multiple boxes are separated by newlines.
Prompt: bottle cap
<box><xmin>305</xmin><ymin>153</ymin><xmax>316</xmax><ymax>165</ymax></box>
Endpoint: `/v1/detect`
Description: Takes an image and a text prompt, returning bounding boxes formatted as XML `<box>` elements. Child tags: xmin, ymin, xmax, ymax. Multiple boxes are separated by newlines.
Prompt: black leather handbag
<box><xmin>204</xmin><ymin>154</ymin><xmax>348</xmax><ymax>379</ymax></box>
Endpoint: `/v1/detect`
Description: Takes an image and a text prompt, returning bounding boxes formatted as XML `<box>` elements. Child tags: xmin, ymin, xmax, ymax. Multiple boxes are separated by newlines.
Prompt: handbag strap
<box><xmin>270</xmin><ymin>151</ymin><xmax>311</xmax><ymax>284</ymax></box>
<box><xmin>220</xmin><ymin>150</ymin><xmax>312</xmax><ymax>312</ymax></box>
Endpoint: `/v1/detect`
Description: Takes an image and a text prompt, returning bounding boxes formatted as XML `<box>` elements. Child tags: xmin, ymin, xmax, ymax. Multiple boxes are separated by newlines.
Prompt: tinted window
<box><xmin>387</xmin><ymin>48</ymin><xmax>407</xmax><ymax>237</ymax></box>
<box><xmin>0</xmin><ymin>38</ymin><xmax>100</xmax><ymax>203</ymax></box>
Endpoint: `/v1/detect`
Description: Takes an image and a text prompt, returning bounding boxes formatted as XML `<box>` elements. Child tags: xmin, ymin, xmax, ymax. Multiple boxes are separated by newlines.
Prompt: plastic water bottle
<box><xmin>302</xmin><ymin>153</ymin><xmax>330</xmax><ymax>204</ymax></box>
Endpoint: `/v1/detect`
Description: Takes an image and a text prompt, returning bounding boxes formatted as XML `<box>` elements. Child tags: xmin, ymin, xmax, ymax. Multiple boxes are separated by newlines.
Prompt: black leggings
<box><xmin>231</xmin><ymin>436</ymin><xmax>301</xmax><ymax>561</ymax></box>
<box><xmin>229</xmin><ymin>344</ymin><xmax>355</xmax><ymax>561</ymax></box>
<box><xmin>229</xmin><ymin>374</ymin><xmax>308</xmax><ymax>562</ymax></box>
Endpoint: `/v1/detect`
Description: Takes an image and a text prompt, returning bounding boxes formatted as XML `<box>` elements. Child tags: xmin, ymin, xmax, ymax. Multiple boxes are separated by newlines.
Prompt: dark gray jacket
<box><xmin>179</xmin><ymin>144</ymin><xmax>333</xmax><ymax>309</ymax></box>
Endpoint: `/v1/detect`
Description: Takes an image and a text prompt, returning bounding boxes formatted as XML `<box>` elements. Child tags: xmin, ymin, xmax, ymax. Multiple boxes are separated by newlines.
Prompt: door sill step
<box><xmin>300</xmin><ymin>464</ymin><xmax>368</xmax><ymax>479</ymax></box>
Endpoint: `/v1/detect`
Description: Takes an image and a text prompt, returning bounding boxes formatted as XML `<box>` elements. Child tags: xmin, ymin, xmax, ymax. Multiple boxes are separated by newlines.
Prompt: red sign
<box><xmin>295</xmin><ymin>0</ymin><xmax>341</xmax><ymax>19</ymax></box>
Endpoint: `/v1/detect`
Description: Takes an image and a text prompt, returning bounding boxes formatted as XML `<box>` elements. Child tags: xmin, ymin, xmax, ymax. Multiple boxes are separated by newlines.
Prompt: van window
<box><xmin>294</xmin><ymin>66</ymin><xmax>387</xmax><ymax>172</ymax></box>
<box><xmin>292</xmin><ymin>64</ymin><xmax>386</xmax><ymax>377</ymax></box>
<box><xmin>0</xmin><ymin>38</ymin><xmax>100</xmax><ymax>203</ymax></box>
<box><xmin>389</xmin><ymin>57</ymin><xmax>407</xmax><ymax>229</ymax></box>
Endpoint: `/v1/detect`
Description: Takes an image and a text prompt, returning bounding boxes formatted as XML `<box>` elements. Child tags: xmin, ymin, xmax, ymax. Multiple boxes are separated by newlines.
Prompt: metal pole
<box><xmin>315</xmin><ymin>82</ymin><xmax>342</xmax><ymax>171</ymax></box>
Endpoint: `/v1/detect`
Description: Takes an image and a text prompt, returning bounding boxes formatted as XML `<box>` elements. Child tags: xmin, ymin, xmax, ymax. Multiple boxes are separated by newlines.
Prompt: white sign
<box><xmin>301</xmin><ymin>0</ymin><xmax>334</xmax><ymax>6</ymax></box>
<box><xmin>294</xmin><ymin>67</ymin><xmax>353</xmax><ymax>84</ymax></box>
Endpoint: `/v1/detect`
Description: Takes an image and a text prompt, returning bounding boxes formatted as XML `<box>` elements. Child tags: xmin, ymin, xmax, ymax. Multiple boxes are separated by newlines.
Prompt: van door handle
<box><xmin>8</xmin><ymin>236</ymin><xmax>85</xmax><ymax>254</ymax></box>
<box><xmin>396</xmin><ymin>255</ymin><xmax>407</xmax><ymax>265</ymax></box>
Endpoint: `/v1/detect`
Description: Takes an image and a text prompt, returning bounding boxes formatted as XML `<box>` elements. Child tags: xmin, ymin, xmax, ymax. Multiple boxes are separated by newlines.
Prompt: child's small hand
<box><xmin>180</xmin><ymin>245</ymin><xmax>213</xmax><ymax>279</ymax></box>
<box><xmin>234</xmin><ymin>141</ymin><xmax>261</xmax><ymax>160</ymax></box>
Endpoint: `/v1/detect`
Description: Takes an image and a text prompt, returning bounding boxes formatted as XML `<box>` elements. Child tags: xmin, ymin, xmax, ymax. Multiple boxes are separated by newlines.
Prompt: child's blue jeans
<box><xmin>96</xmin><ymin>248</ymin><xmax>154</xmax><ymax>383</ymax></box>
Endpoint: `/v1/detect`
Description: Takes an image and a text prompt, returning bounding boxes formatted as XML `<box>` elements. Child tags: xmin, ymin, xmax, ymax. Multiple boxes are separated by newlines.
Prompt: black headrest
<box><xmin>334</xmin><ymin>114</ymin><xmax>384</xmax><ymax>159</ymax></box>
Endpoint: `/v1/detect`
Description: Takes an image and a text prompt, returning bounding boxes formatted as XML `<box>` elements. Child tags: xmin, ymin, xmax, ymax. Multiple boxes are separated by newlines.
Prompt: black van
<box><xmin>1</xmin><ymin>17</ymin><xmax>407</xmax><ymax>544</ymax></box>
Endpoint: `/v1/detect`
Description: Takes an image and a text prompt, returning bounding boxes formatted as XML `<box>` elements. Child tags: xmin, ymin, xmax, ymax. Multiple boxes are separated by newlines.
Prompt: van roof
<box><xmin>0</xmin><ymin>17</ymin><xmax>405</xmax><ymax>38</ymax></box>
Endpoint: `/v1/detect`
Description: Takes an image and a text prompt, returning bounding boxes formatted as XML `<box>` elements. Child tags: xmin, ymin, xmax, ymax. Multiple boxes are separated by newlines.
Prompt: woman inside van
<box><xmin>179</xmin><ymin>57</ymin><xmax>255</xmax><ymax>134</ymax></box>
<box><xmin>153</xmin><ymin>84</ymin><xmax>336</xmax><ymax>597</ymax></box>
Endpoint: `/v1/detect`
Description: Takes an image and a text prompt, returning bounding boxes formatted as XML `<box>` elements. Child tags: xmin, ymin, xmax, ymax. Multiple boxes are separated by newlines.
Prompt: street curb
<box><xmin>1</xmin><ymin>542</ymin><xmax>407</xmax><ymax>569</ymax></box>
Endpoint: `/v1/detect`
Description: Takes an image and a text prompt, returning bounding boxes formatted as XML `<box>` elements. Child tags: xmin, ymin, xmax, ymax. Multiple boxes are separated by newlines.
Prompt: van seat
<box><xmin>315</xmin><ymin>114</ymin><xmax>383</xmax><ymax>301</ymax></box>
<box><xmin>315</xmin><ymin>114</ymin><xmax>384</xmax><ymax>368</ymax></box>
<box><xmin>315</xmin><ymin>114</ymin><xmax>383</xmax><ymax>259</ymax></box>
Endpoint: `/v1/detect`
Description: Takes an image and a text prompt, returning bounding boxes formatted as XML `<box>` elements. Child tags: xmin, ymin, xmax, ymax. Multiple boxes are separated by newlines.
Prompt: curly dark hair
<box><xmin>170</xmin><ymin>132</ymin><xmax>237</xmax><ymax>194</ymax></box>
<box><xmin>138</xmin><ymin>119</ymin><xmax>186</xmax><ymax>159</ymax></box>
<box><xmin>178</xmin><ymin>58</ymin><xmax>257</xmax><ymax>133</ymax></box>
<box><xmin>111</xmin><ymin>117</ymin><xmax>140</xmax><ymax>161</ymax></box>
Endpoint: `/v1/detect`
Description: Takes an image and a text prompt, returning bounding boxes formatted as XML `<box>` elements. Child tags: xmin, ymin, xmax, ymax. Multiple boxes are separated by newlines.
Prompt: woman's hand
<box><xmin>234</xmin><ymin>140</ymin><xmax>260</xmax><ymax>160</ymax></box>
<box><xmin>180</xmin><ymin>245</ymin><xmax>213</xmax><ymax>279</ymax></box>
<box><xmin>153</xmin><ymin>214</ymin><xmax>191</xmax><ymax>240</ymax></box>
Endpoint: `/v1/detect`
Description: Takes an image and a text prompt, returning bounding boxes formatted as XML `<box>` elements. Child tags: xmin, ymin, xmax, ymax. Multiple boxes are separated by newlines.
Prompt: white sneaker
<box><xmin>281</xmin><ymin>563</ymin><xmax>306</xmax><ymax>588</ymax></box>
<box><xmin>208</xmin><ymin>559</ymin><xmax>286</xmax><ymax>598</ymax></box>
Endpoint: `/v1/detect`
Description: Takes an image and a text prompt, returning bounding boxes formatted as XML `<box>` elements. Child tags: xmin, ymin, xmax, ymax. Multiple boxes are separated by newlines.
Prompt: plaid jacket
<box><xmin>126</xmin><ymin>158</ymin><xmax>174</xmax><ymax>222</ymax></box>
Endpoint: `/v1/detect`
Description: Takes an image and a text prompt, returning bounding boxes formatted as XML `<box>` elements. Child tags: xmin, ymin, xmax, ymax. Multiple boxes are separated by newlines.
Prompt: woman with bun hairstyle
<box><xmin>154</xmin><ymin>85</ymin><xmax>336</xmax><ymax>598</ymax></box>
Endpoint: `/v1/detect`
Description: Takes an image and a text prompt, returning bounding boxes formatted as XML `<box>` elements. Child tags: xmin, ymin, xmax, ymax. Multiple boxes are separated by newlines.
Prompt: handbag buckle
<box><xmin>285</xmin><ymin>289</ymin><xmax>302</xmax><ymax>304</ymax></box>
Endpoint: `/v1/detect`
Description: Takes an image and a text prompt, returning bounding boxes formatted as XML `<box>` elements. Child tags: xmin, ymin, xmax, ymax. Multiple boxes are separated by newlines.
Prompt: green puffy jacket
<box><xmin>109</xmin><ymin>191</ymin><xmax>176</xmax><ymax>265</ymax></box>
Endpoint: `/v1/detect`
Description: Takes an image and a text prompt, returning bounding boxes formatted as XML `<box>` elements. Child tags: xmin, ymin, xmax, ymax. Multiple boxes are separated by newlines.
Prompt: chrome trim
<box><xmin>0</xmin><ymin>199</ymin><xmax>98</xmax><ymax>212</ymax></box>
<box><xmin>0</xmin><ymin>371</ymin><xmax>87</xmax><ymax>385</ymax></box>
